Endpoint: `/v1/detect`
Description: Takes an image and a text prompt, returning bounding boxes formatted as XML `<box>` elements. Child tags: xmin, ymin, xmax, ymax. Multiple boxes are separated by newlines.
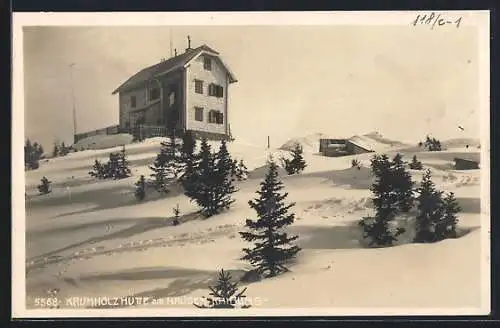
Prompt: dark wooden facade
<box><xmin>319</xmin><ymin>138</ymin><xmax>373</xmax><ymax>157</ymax></box>
<box><xmin>454</xmin><ymin>157</ymin><xmax>479</xmax><ymax>170</ymax></box>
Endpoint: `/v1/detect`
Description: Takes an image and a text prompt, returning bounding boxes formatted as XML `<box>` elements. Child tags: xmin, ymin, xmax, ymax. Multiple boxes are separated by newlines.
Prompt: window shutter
<box><xmin>219</xmin><ymin>86</ymin><xmax>224</xmax><ymax>98</ymax></box>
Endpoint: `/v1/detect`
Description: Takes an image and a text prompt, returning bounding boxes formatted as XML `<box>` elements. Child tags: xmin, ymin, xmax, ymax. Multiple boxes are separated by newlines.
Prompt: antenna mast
<box><xmin>69</xmin><ymin>63</ymin><xmax>78</xmax><ymax>144</ymax></box>
<box><xmin>170</xmin><ymin>28</ymin><xmax>173</xmax><ymax>57</ymax></box>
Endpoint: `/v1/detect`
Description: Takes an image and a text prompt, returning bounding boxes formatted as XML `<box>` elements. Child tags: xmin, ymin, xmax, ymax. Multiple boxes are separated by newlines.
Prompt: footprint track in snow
<box><xmin>26</xmin><ymin>223</ymin><xmax>240</xmax><ymax>273</ymax></box>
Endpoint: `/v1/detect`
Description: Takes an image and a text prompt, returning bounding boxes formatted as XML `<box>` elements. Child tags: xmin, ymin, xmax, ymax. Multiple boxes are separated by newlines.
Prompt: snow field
<box><xmin>23</xmin><ymin>132</ymin><xmax>485</xmax><ymax>312</ymax></box>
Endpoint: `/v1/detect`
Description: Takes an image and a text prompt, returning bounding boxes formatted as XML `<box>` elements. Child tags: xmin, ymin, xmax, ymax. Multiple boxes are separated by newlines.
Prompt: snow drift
<box><xmin>73</xmin><ymin>134</ymin><xmax>134</xmax><ymax>151</ymax></box>
<box><xmin>279</xmin><ymin>133</ymin><xmax>329</xmax><ymax>153</ymax></box>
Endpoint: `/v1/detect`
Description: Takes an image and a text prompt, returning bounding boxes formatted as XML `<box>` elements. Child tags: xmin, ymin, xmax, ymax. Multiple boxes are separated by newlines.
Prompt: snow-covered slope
<box><xmin>22</xmin><ymin>133</ymin><xmax>486</xmax><ymax>315</ymax></box>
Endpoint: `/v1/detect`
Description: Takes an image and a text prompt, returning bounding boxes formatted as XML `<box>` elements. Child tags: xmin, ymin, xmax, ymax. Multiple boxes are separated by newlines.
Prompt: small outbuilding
<box><xmin>454</xmin><ymin>156</ymin><xmax>480</xmax><ymax>170</ymax></box>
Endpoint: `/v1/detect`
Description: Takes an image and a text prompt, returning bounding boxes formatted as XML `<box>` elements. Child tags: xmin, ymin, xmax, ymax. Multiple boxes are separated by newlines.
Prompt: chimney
<box><xmin>174</xmin><ymin>48</ymin><xmax>177</xmax><ymax>56</ymax></box>
<box><xmin>185</xmin><ymin>35</ymin><xmax>191</xmax><ymax>53</ymax></box>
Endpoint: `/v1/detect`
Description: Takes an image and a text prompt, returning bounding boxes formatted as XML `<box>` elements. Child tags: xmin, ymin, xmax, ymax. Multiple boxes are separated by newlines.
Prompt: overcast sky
<box><xmin>23</xmin><ymin>25</ymin><xmax>480</xmax><ymax>149</ymax></box>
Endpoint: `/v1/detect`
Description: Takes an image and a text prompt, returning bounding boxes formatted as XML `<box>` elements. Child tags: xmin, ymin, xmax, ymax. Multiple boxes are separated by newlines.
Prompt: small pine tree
<box><xmin>409</xmin><ymin>154</ymin><xmax>423</xmax><ymax>170</ymax></box>
<box><xmin>359</xmin><ymin>154</ymin><xmax>404</xmax><ymax>247</ymax></box>
<box><xmin>230</xmin><ymin>159</ymin><xmax>238</xmax><ymax>179</ymax></box>
<box><xmin>89</xmin><ymin>159</ymin><xmax>107</xmax><ymax>179</ymax></box>
<box><xmin>215</xmin><ymin>139</ymin><xmax>235</xmax><ymax>181</ymax></box>
<box><xmin>212</xmin><ymin>139</ymin><xmax>237</xmax><ymax>213</ymax></box>
<box><xmin>115</xmin><ymin>145</ymin><xmax>132</xmax><ymax>179</ymax></box>
<box><xmin>52</xmin><ymin>143</ymin><xmax>59</xmax><ymax>158</ymax></box>
<box><xmin>181</xmin><ymin>151</ymin><xmax>200</xmax><ymax>195</ymax></box>
<box><xmin>414</xmin><ymin>169</ymin><xmax>444</xmax><ymax>243</ymax></box>
<box><xmin>179</xmin><ymin>130</ymin><xmax>196</xmax><ymax>182</ymax></box>
<box><xmin>228</xmin><ymin>124</ymin><xmax>235</xmax><ymax>142</ymax></box>
<box><xmin>59</xmin><ymin>142</ymin><xmax>69</xmax><ymax>156</ymax></box>
<box><xmin>186</xmin><ymin>139</ymin><xmax>236</xmax><ymax>218</ymax></box>
<box><xmin>390</xmin><ymin>153</ymin><xmax>415</xmax><ymax>213</ymax></box>
<box><xmin>150</xmin><ymin>136</ymin><xmax>182</xmax><ymax>192</ymax></box>
<box><xmin>235</xmin><ymin>159</ymin><xmax>249</xmax><ymax>181</ymax></box>
<box><xmin>164</xmin><ymin>134</ymin><xmax>183</xmax><ymax>178</ymax></box>
<box><xmin>180</xmin><ymin>130</ymin><xmax>196</xmax><ymax>166</ymax></box>
<box><xmin>282</xmin><ymin>143</ymin><xmax>307</xmax><ymax>175</ymax></box>
<box><xmin>424</xmin><ymin>135</ymin><xmax>442</xmax><ymax>151</ymax></box>
<box><xmin>172</xmin><ymin>203</ymin><xmax>180</xmax><ymax>226</ymax></box>
<box><xmin>193</xmin><ymin>269</ymin><xmax>250</xmax><ymax>309</ymax></box>
<box><xmin>24</xmin><ymin>139</ymin><xmax>33</xmax><ymax>167</ymax></box>
<box><xmin>37</xmin><ymin>176</ymin><xmax>52</xmax><ymax>194</ymax></box>
<box><xmin>434</xmin><ymin>139</ymin><xmax>442</xmax><ymax>151</ymax></box>
<box><xmin>106</xmin><ymin>152</ymin><xmax>121</xmax><ymax>179</ymax></box>
<box><xmin>435</xmin><ymin>192</ymin><xmax>461</xmax><ymax>240</ymax></box>
<box><xmin>25</xmin><ymin>138</ymin><xmax>42</xmax><ymax>170</ymax></box>
<box><xmin>240</xmin><ymin>158</ymin><xmax>301</xmax><ymax>277</ymax></box>
<box><xmin>185</xmin><ymin>138</ymin><xmax>211</xmax><ymax>209</ymax></box>
<box><xmin>184</xmin><ymin>138</ymin><xmax>219</xmax><ymax>217</ymax></box>
<box><xmin>34</xmin><ymin>142</ymin><xmax>44</xmax><ymax>159</ymax></box>
<box><xmin>134</xmin><ymin>175</ymin><xmax>146</xmax><ymax>201</ymax></box>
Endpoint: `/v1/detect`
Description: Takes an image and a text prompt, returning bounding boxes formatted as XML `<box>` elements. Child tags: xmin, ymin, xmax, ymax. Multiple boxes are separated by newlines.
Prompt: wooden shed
<box><xmin>319</xmin><ymin>138</ymin><xmax>373</xmax><ymax>157</ymax></box>
<box><xmin>454</xmin><ymin>157</ymin><xmax>480</xmax><ymax>170</ymax></box>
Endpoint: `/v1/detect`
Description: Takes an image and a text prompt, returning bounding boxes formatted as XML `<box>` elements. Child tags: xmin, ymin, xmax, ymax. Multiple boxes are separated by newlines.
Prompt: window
<box><xmin>216</xmin><ymin>112</ymin><xmax>224</xmax><ymax>124</ymax></box>
<box><xmin>130</xmin><ymin>95</ymin><xmax>136</xmax><ymax>108</ymax></box>
<box><xmin>168</xmin><ymin>92</ymin><xmax>175</xmax><ymax>106</ymax></box>
<box><xmin>195</xmin><ymin>80</ymin><xmax>204</xmax><ymax>94</ymax></box>
<box><xmin>195</xmin><ymin>107</ymin><xmax>204</xmax><ymax>122</ymax></box>
<box><xmin>149</xmin><ymin>87</ymin><xmax>160</xmax><ymax>101</ymax></box>
<box><xmin>203</xmin><ymin>57</ymin><xmax>212</xmax><ymax>71</ymax></box>
<box><xmin>208</xmin><ymin>110</ymin><xmax>216</xmax><ymax>123</ymax></box>
<box><xmin>208</xmin><ymin>84</ymin><xmax>224</xmax><ymax>98</ymax></box>
<box><xmin>209</xmin><ymin>110</ymin><xmax>224</xmax><ymax>124</ymax></box>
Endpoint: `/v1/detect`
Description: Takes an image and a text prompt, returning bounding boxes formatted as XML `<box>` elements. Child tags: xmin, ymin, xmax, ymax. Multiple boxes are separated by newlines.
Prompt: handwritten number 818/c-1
<box><xmin>412</xmin><ymin>13</ymin><xmax>463</xmax><ymax>29</ymax></box>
